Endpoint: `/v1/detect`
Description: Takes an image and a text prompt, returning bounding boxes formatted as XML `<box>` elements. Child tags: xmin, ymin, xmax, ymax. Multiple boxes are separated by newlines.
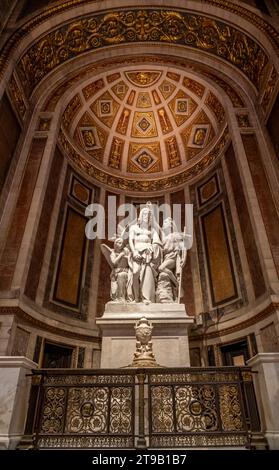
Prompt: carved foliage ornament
<box><xmin>16</xmin><ymin>10</ymin><xmax>268</xmax><ymax>96</ymax></box>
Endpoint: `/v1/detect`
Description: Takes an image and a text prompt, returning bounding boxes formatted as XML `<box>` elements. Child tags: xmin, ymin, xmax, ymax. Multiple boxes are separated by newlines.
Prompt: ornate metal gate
<box><xmin>148</xmin><ymin>369</ymin><xmax>254</xmax><ymax>447</ymax></box>
<box><xmin>26</xmin><ymin>370</ymin><xmax>135</xmax><ymax>449</ymax></box>
<box><xmin>21</xmin><ymin>367</ymin><xmax>262</xmax><ymax>449</ymax></box>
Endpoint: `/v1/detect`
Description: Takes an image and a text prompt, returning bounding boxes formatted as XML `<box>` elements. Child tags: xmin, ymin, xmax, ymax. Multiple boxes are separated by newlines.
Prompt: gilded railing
<box><xmin>21</xmin><ymin>367</ymin><xmax>261</xmax><ymax>449</ymax></box>
<box><xmin>28</xmin><ymin>370</ymin><xmax>135</xmax><ymax>449</ymax></box>
<box><xmin>147</xmin><ymin>368</ymin><xmax>259</xmax><ymax>448</ymax></box>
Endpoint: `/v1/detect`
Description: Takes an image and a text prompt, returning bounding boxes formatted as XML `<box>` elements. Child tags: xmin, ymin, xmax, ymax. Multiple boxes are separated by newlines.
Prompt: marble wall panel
<box><xmin>0</xmin><ymin>138</ymin><xmax>46</xmax><ymax>290</ymax></box>
<box><xmin>242</xmin><ymin>133</ymin><xmax>279</xmax><ymax>277</ymax></box>
<box><xmin>24</xmin><ymin>147</ymin><xmax>63</xmax><ymax>300</ymax></box>
<box><xmin>201</xmin><ymin>204</ymin><xmax>238</xmax><ymax>305</ymax></box>
<box><xmin>225</xmin><ymin>143</ymin><xmax>266</xmax><ymax>298</ymax></box>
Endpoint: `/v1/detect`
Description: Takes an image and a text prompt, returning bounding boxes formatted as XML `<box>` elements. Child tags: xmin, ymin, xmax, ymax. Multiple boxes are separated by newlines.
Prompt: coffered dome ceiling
<box><xmin>7</xmin><ymin>2</ymin><xmax>276</xmax><ymax>192</ymax></box>
<box><xmin>61</xmin><ymin>65</ymin><xmax>228</xmax><ymax>189</ymax></box>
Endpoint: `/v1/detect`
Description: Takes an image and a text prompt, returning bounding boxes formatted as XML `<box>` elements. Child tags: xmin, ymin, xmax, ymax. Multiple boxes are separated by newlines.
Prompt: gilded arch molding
<box><xmin>15</xmin><ymin>8</ymin><xmax>269</xmax><ymax>97</ymax></box>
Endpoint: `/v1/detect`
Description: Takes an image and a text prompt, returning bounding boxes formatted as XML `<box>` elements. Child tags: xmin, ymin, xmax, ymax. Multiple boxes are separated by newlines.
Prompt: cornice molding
<box><xmin>1</xmin><ymin>302</ymin><xmax>278</xmax><ymax>345</ymax></box>
<box><xmin>0</xmin><ymin>306</ymin><xmax>101</xmax><ymax>344</ymax></box>
<box><xmin>190</xmin><ymin>302</ymin><xmax>279</xmax><ymax>341</ymax></box>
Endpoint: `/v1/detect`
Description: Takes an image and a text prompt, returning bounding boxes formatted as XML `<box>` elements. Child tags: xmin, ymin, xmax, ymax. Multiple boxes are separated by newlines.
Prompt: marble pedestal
<box><xmin>247</xmin><ymin>353</ymin><xmax>279</xmax><ymax>450</ymax></box>
<box><xmin>96</xmin><ymin>302</ymin><xmax>194</xmax><ymax>368</ymax></box>
<box><xmin>0</xmin><ymin>357</ymin><xmax>37</xmax><ymax>449</ymax></box>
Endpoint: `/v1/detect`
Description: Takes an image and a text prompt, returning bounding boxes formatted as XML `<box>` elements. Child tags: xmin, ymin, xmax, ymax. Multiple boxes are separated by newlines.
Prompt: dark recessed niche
<box><xmin>42</xmin><ymin>341</ymin><xmax>73</xmax><ymax>368</ymax></box>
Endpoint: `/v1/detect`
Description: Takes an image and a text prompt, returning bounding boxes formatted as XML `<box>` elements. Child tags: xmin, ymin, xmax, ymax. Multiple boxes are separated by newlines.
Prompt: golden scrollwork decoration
<box><xmin>16</xmin><ymin>9</ymin><xmax>268</xmax><ymax>97</ymax></box>
<box><xmin>151</xmin><ymin>386</ymin><xmax>174</xmax><ymax>433</ymax></box>
<box><xmin>199</xmin><ymin>71</ymin><xmax>244</xmax><ymax>107</ymax></box>
<box><xmin>175</xmin><ymin>385</ymin><xmax>218</xmax><ymax>432</ymax></box>
<box><xmin>151</xmin><ymin>433</ymin><xmax>247</xmax><ymax>447</ymax></box>
<box><xmin>151</xmin><ymin>384</ymin><xmax>219</xmax><ymax>434</ymax></box>
<box><xmin>44</xmin><ymin>373</ymin><xmax>134</xmax><ymax>386</ymax></box>
<box><xmin>149</xmin><ymin>380</ymin><xmax>247</xmax><ymax>447</ymax></box>
<box><xmin>205</xmin><ymin>91</ymin><xmax>225</xmax><ymax>123</ymax></box>
<box><xmin>65</xmin><ymin>387</ymin><xmax>109</xmax><ymax>434</ymax></box>
<box><xmin>148</xmin><ymin>370</ymin><xmax>248</xmax><ymax>447</ymax></box>
<box><xmin>38</xmin><ymin>435</ymin><xmax>134</xmax><ymax>448</ymax></box>
<box><xmin>183</xmin><ymin>77</ymin><xmax>205</xmax><ymax>99</ymax></box>
<box><xmin>41</xmin><ymin>387</ymin><xmax>67</xmax><ymax>434</ymax></box>
<box><xmin>63</xmin><ymin>386</ymin><xmax>132</xmax><ymax>435</ymax></box>
<box><xmin>150</xmin><ymin>371</ymin><xmax>239</xmax><ymax>384</ymax></box>
<box><xmin>31</xmin><ymin>368</ymin><xmax>253</xmax><ymax>449</ymax></box>
<box><xmin>109</xmin><ymin>387</ymin><xmax>133</xmax><ymax>434</ymax></box>
<box><xmin>219</xmin><ymin>385</ymin><xmax>244</xmax><ymax>431</ymax></box>
<box><xmin>62</xmin><ymin>94</ymin><xmax>82</xmax><ymax>129</ymax></box>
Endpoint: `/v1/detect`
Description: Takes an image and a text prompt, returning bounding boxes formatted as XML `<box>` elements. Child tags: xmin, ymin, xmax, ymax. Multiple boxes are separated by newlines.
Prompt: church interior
<box><xmin>0</xmin><ymin>0</ymin><xmax>278</xmax><ymax>451</ymax></box>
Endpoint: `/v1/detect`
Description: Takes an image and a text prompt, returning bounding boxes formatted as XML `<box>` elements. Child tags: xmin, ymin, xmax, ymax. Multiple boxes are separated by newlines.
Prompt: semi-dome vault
<box><xmin>61</xmin><ymin>65</ymin><xmax>225</xmax><ymax>181</ymax></box>
<box><xmin>4</xmin><ymin>2</ymin><xmax>277</xmax><ymax>192</ymax></box>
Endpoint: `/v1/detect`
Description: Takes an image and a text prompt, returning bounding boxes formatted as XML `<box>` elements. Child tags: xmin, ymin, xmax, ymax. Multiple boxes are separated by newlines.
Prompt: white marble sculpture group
<box><xmin>101</xmin><ymin>202</ymin><xmax>192</xmax><ymax>304</ymax></box>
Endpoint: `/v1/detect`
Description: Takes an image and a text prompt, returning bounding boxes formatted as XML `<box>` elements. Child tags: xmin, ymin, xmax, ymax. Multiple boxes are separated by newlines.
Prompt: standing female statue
<box><xmin>100</xmin><ymin>204</ymin><xmax>192</xmax><ymax>304</ymax></box>
<box><xmin>128</xmin><ymin>202</ymin><xmax>161</xmax><ymax>304</ymax></box>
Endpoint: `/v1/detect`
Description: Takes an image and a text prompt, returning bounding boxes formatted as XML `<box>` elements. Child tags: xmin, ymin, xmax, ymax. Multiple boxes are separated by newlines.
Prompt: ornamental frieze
<box><xmin>16</xmin><ymin>9</ymin><xmax>268</xmax><ymax>96</ymax></box>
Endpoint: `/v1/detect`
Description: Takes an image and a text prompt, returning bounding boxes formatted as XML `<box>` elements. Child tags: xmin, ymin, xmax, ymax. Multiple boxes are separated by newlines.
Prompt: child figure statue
<box><xmin>101</xmin><ymin>238</ymin><xmax>132</xmax><ymax>302</ymax></box>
